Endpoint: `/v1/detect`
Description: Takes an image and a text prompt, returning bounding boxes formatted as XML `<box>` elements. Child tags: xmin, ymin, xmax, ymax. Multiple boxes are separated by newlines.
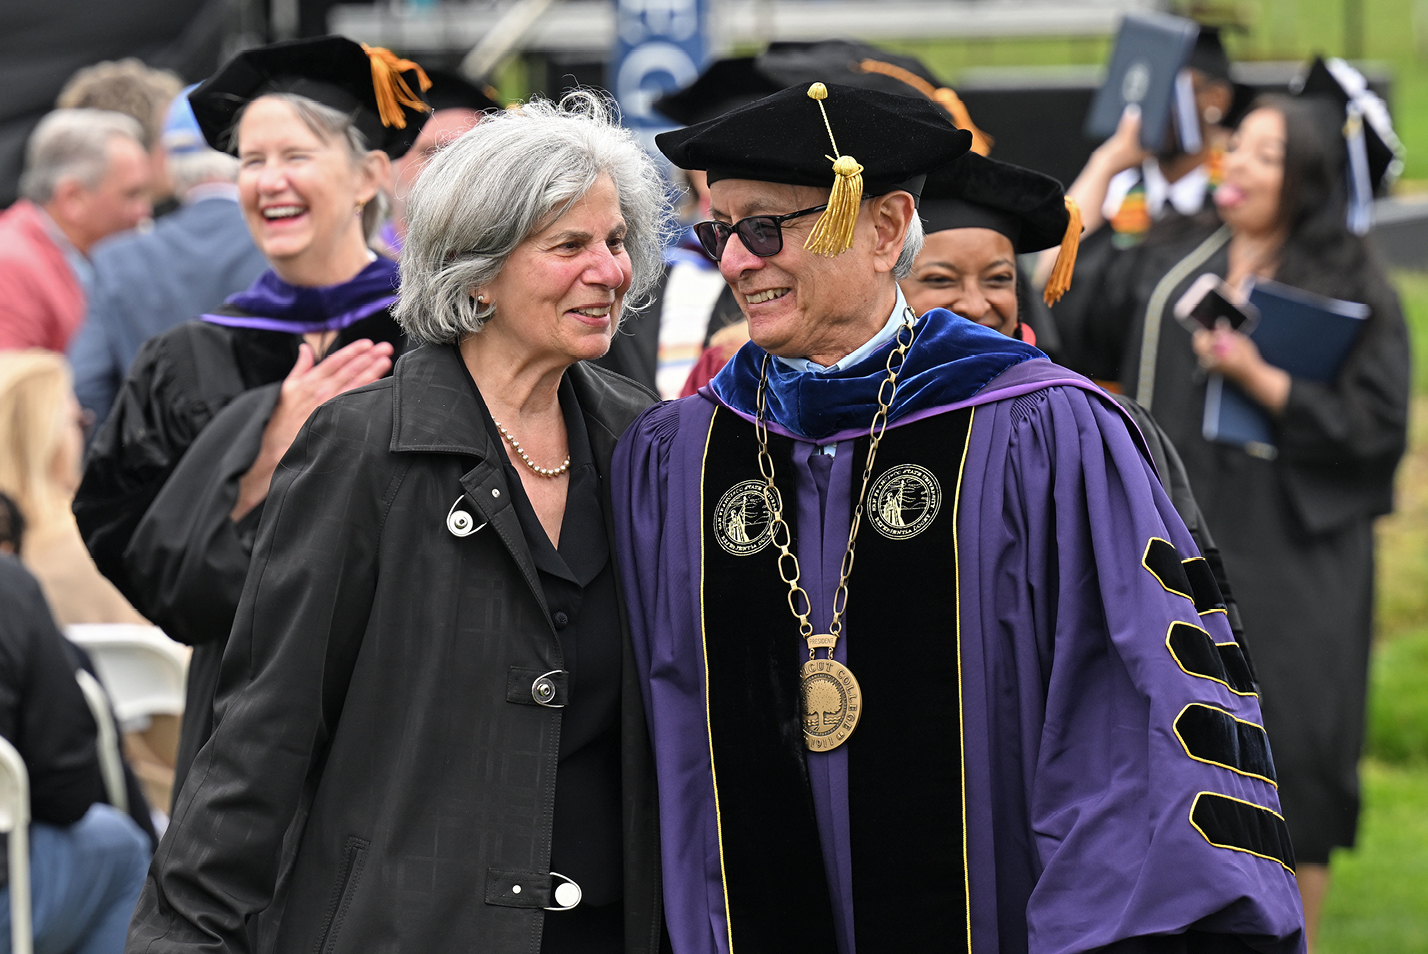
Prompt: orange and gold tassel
<box><xmin>1043</xmin><ymin>196</ymin><xmax>1082</xmax><ymax>306</ymax></box>
<box><xmin>361</xmin><ymin>44</ymin><xmax>432</xmax><ymax>129</ymax></box>
<box><xmin>857</xmin><ymin>59</ymin><xmax>993</xmax><ymax>155</ymax></box>
<box><xmin>804</xmin><ymin>83</ymin><xmax>864</xmax><ymax>257</ymax></box>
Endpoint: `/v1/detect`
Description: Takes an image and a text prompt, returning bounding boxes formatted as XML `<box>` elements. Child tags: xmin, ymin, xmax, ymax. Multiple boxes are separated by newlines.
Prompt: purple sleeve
<box><xmin>612</xmin><ymin>397</ymin><xmax>729</xmax><ymax>954</ymax></box>
<box><xmin>1000</xmin><ymin>387</ymin><xmax>1306</xmax><ymax>954</ymax></box>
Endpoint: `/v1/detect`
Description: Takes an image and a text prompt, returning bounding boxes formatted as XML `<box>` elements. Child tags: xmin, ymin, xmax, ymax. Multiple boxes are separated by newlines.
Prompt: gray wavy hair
<box><xmin>396</xmin><ymin>91</ymin><xmax>674</xmax><ymax>345</ymax></box>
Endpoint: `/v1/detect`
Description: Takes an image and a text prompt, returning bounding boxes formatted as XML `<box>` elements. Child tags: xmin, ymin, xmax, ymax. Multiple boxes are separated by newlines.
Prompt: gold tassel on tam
<box><xmin>804</xmin><ymin>83</ymin><xmax>864</xmax><ymax>257</ymax></box>
<box><xmin>361</xmin><ymin>44</ymin><xmax>432</xmax><ymax>128</ymax></box>
<box><xmin>856</xmin><ymin>59</ymin><xmax>994</xmax><ymax>156</ymax></box>
<box><xmin>1043</xmin><ymin>196</ymin><xmax>1082</xmax><ymax>306</ymax></box>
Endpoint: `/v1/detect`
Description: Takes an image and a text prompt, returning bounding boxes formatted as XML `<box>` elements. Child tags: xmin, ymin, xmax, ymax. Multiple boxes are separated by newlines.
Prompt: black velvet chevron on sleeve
<box><xmin>1166</xmin><ymin>623</ymin><xmax>1256</xmax><ymax>695</ymax></box>
<box><xmin>1180</xmin><ymin>557</ymin><xmax>1226</xmax><ymax>614</ymax></box>
<box><xmin>1143</xmin><ymin>538</ymin><xmax>1193</xmax><ymax>601</ymax></box>
<box><xmin>1190</xmin><ymin>792</ymin><xmax>1296</xmax><ymax>872</ymax></box>
<box><xmin>1174</xmin><ymin>704</ymin><xmax>1277</xmax><ymax>783</ymax></box>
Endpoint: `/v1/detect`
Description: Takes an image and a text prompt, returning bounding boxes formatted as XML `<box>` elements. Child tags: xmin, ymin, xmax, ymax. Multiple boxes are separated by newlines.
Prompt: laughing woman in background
<box><xmin>74</xmin><ymin>36</ymin><xmax>424</xmax><ymax>805</ymax></box>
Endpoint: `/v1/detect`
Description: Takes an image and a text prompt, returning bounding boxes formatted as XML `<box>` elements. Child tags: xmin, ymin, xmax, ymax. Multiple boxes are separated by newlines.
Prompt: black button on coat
<box><xmin>125</xmin><ymin>344</ymin><xmax>663</xmax><ymax>954</ymax></box>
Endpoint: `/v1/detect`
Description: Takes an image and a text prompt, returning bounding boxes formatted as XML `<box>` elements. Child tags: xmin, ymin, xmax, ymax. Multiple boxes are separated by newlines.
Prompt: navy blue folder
<box><xmin>1202</xmin><ymin>279</ymin><xmax>1370</xmax><ymax>458</ymax></box>
<box><xmin>1084</xmin><ymin>12</ymin><xmax>1199</xmax><ymax>150</ymax></box>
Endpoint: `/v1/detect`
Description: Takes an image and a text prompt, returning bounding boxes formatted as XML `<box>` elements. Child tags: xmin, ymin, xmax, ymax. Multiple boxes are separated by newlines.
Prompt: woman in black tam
<box><xmin>74</xmin><ymin>35</ymin><xmax>427</xmax><ymax>804</ymax></box>
<box><xmin>903</xmin><ymin>150</ymin><xmax>1250</xmax><ymax>653</ymax></box>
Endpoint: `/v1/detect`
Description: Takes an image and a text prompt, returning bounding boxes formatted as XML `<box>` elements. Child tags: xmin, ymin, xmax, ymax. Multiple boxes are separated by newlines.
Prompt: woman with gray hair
<box><xmin>125</xmin><ymin>88</ymin><xmax>672</xmax><ymax>954</ymax></box>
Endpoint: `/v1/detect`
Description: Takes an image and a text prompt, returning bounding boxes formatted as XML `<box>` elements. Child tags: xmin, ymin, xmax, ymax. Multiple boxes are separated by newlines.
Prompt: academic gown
<box><xmin>1092</xmin><ymin>220</ymin><xmax>1410</xmax><ymax>863</ymax></box>
<box><xmin>74</xmin><ymin>258</ymin><xmax>406</xmax><ymax>803</ymax></box>
<box><xmin>612</xmin><ymin>308</ymin><xmax>1306</xmax><ymax>954</ymax></box>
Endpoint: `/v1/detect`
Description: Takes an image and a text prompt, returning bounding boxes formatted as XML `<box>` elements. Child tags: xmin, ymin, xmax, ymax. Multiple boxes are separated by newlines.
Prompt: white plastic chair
<box><xmin>0</xmin><ymin>736</ymin><xmax>32</xmax><ymax>954</ymax></box>
<box><xmin>65</xmin><ymin>625</ymin><xmax>188</xmax><ymax>729</ymax></box>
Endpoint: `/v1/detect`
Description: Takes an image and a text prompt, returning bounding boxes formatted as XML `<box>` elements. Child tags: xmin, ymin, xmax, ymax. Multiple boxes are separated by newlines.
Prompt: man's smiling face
<box><xmin>708</xmin><ymin>178</ymin><xmax>903</xmax><ymax>363</ymax></box>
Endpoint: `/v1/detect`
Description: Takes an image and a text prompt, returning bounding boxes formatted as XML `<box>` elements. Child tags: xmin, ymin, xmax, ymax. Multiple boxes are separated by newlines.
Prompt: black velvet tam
<box><xmin>653</xmin><ymin>56</ymin><xmax>778</xmax><ymax>126</ymax></box>
<box><xmin>1293</xmin><ymin>56</ymin><xmax>1401</xmax><ymax>192</ymax></box>
<box><xmin>422</xmin><ymin>67</ymin><xmax>502</xmax><ymax>113</ymax></box>
<box><xmin>190</xmin><ymin>35</ymin><xmax>430</xmax><ymax>158</ymax></box>
<box><xmin>655</xmin><ymin>82</ymin><xmax>971</xmax><ymax>194</ymax></box>
<box><xmin>920</xmin><ymin>152</ymin><xmax>1068</xmax><ymax>253</ymax></box>
<box><xmin>655</xmin><ymin>40</ymin><xmax>961</xmax><ymax>126</ymax></box>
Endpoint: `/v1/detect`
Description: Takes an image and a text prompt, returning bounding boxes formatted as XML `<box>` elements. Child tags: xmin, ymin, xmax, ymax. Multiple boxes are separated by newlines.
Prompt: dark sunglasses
<box><xmin>693</xmin><ymin>205</ymin><xmax>828</xmax><ymax>261</ymax></box>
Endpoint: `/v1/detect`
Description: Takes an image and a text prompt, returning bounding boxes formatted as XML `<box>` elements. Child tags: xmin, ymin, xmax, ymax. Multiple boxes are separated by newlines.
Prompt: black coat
<box><xmin>74</xmin><ymin>310</ymin><xmax>406</xmax><ymax>801</ymax></box>
<box><xmin>126</xmin><ymin>345</ymin><xmax>663</xmax><ymax>954</ymax></box>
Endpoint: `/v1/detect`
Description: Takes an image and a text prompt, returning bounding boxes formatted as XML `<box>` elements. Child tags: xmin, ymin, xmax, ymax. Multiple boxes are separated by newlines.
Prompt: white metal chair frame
<box><xmin>74</xmin><ymin>672</ymin><xmax>128</xmax><ymax>815</ymax></box>
<box><xmin>0</xmin><ymin>736</ymin><xmax>32</xmax><ymax>954</ymax></box>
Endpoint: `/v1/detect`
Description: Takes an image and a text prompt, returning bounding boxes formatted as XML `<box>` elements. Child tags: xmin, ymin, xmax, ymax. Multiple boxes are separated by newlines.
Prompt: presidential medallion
<box><xmin>801</xmin><ymin>656</ymin><xmax>862</xmax><ymax>751</ymax></box>
<box><xmin>866</xmin><ymin>464</ymin><xmax>942</xmax><ymax>540</ymax></box>
<box><xmin>714</xmin><ymin>480</ymin><xmax>779</xmax><ymax>556</ymax></box>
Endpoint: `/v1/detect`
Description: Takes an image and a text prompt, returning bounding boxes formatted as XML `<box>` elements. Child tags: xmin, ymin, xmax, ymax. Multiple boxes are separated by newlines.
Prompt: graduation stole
<box><xmin>698</xmin><ymin>404</ymin><xmax>974</xmax><ymax>953</ymax></box>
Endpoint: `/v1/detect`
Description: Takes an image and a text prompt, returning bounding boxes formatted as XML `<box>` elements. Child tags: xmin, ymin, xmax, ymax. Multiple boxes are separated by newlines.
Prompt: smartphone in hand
<box><xmin>1173</xmin><ymin>273</ymin><xmax>1260</xmax><ymax>335</ymax></box>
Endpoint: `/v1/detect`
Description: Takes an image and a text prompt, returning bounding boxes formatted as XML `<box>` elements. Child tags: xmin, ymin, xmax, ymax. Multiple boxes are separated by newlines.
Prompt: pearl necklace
<box><xmin>492</xmin><ymin>420</ymin><xmax>571</xmax><ymax>477</ymax></box>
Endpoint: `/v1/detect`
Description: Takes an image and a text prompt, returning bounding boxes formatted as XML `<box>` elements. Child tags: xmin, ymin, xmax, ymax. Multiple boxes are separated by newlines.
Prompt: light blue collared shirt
<box><xmin>774</xmin><ymin>286</ymin><xmax>914</xmax><ymax>455</ymax></box>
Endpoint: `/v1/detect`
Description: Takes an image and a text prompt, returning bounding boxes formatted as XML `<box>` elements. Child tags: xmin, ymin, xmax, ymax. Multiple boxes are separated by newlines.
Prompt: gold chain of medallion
<box><xmin>753</xmin><ymin>309</ymin><xmax>918</xmax><ymax>750</ymax></box>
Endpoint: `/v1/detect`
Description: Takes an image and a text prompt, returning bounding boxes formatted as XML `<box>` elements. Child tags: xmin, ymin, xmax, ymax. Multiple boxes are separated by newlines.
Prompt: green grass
<box><xmin>1398</xmin><ymin>271</ymin><xmax>1428</xmax><ymax>396</ymax></box>
<box><xmin>1366</xmin><ymin>628</ymin><xmax>1428</xmax><ymax>763</ymax></box>
<box><xmin>1320</xmin><ymin>761</ymin><xmax>1428</xmax><ymax>953</ymax></box>
<box><xmin>1330</xmin><ymin>271</ymin><xmax>1428</xmax><ymax>952</ymax></box>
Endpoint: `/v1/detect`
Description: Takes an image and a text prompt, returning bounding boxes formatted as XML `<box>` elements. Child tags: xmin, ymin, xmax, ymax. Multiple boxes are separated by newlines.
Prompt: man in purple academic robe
<box><xmin>610</xmin><ymin>83</ymin><xmax>1306</xmax><ymax>954</ymax></box>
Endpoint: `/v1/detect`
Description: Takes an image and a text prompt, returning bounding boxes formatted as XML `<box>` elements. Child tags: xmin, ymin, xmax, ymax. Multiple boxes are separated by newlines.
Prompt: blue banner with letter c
<box><xmin>612</xmin><ymin>0</ymin><xmax>709</xmax><ymax>151</ymax></box>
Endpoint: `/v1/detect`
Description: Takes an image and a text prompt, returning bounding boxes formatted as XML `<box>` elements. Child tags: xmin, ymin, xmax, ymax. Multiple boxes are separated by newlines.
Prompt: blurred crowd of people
<box><xmin>0</xmin><ymin>21</ymin><xmax>1409</xmax><ymax>954</ymax></box>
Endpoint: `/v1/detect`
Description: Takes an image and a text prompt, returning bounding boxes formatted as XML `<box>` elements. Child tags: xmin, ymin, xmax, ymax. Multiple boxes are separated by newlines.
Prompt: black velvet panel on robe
<box><xmin>1190</xmin><ymin>793</ymin><xmax>1296</xmax><ymax>872</ymax></box>
<box><xmin>700</xmin><ymin>407</ymin><xmax>837</xmax><ymax>954</ymax></box>
<box><xmin>1173</xmin><ymin>704</ymin><xmax>1277</xmax><ymax>784</ymax></box>
<box><xmin>844</xmin><ymin>408</ymin><xmax>972</xmax><ymax>954</ymax></box>
<box><xmin>698</xmin><ymin>405</ymin><xmax>973</xmax><ymax>952</ymax></box>
<box><xmin>1166</xmin><ymin>623</ymin><xmax>1256</xmax><ymax>697</ymax></box>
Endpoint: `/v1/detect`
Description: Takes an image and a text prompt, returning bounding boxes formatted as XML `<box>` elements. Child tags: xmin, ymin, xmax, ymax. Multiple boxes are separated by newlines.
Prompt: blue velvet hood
<box><xmin>710</xmin><ymin>308</ymin><xmax>1044</xmax><ymax>441</ymax></box>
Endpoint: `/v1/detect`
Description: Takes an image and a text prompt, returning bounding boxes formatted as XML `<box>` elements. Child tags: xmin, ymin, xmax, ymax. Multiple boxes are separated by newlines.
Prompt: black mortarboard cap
<box><xmin>1185</xmin><ymin>25</ymin><xmax>1256</xmax><ymax>127</ymax></box>
<box><xmin>654</xmin><ymin>40</ymin><xmax>991</xmax><ymax>153</ymax></box>
<box><xmin>190</xmin><ymin>35</ymin><xmax>432</xmax><ymax>158</ymax></box>
<box><xmin>920</xmin><ymin>152</ymin><xmax>1083</xmax><ymax>305</ymax></box>
<box><xmin>921</xmin><ymin>153</ymin><xmax>1067</xmax><ymax>252</ymax></box>
<box><xmin>1293</xmin><ymin>56</ymin><xmax>1403</xmax><ymax>192</ymax></box>
<box><xmin>421</xmin><ymin>67</ymin><xmax>502</xmax><ymax>113</ymax></box>
<box><xmin>1186</xmin><ymin>26</ymin><xmax>1232</xmax><ymax>83</ymax></box>
<box><xmin>658</xmin><ymin>82</ymin><xmax>973</xmax><ymax>257</ymax></box>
